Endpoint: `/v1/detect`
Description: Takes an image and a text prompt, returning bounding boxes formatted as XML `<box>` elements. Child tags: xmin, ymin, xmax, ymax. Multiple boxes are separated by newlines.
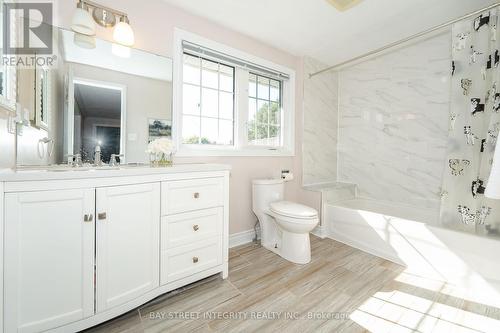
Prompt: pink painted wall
<box><xmin>49</xmin><ymin>0</ymin><xmax>320</xmax><ymax>235</ymax></box>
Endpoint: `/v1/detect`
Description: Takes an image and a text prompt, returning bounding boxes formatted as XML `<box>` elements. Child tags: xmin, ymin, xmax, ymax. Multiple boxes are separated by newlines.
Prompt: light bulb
<box><xmin>113</xmin><ymin>17</ymin><xmax>135</xmax><ymax>47</ymax></box>
<box><xmin>71</xmin><ymin>2</ymin><xmax>95</xmax><ymax>36</ymax></box>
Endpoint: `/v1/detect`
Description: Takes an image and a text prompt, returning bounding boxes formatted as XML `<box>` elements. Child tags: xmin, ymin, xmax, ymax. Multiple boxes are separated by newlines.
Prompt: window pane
<box><xmin>248</xmin><ymin>98</ymin><xmax>256</xmax><ymax>122</ymax></box>
<box><xmin>220</xmin><ymin>65</ymin><xmax>234</xmax><ymax>92</ymax></box>
<box><xmin>183</xmin><ymin>84</ymin><xmax>200</xmax><ymax>116</ymax></box>
<box><xmin>248</xmin><ymin>122</ymin><xmax>256</xmax><ymax>142</ymax></box>
<box><xmin>256</xmin><ymin>125</ymin><xmax>268</xmax><ymax>140</ymax></box>
<box><xmin>219</xmin><ymin>92</ymin><xmax>233</xmax><ymax>120</ymax></box>
<box><xmin>270</xmin><ymin>80</ymin><xmax>280</xmax><ymax>102</ymax></box>
<box><xmin>269</xmin><ymin>102</ymin><xmax>280</xmax><ymax>125</ymax></box>
<box><xmin>218</xmin><ymin>119</ymin><xmax>233</xmax><ymax>145</ymax></box>
<box><xmin>202</xmin><ymin>59</ymin><xmax>218</xmax><ymax>89</ymax></box>
<box><xmin>257</xmin><ymin>76</ymin><xmax>269</xmax><ymax>100</ymax></box>
<box><xmin>257</xmin><ymin>100</ymin><xmax>269</xmax><ymax>124</ymax></box>
<box><xmin>182</xmin><ymin>116</ymin><xmax>200</xmax><ymax>144</ymax></box>
<box><xmin>269</xmin><ymin>126</ymin><xmax>281</xmax><ymax>146</ymax></box>
<box><xmin>181</xmin><ymin>55</ymin><xmax>236</xmax><ymax>147</ymax></box>
<box><xmin>201</xmin><ymin>117</ymin><xmax>218</xmax><ymax>144</ymax></box>
<box><xmin>183</xmin><ymin>54</ymin><xmax>200</xmax><ymax>85</ymax></box>
<box><xmin>249</xmin><ymin>74</ymin><xmax>257</xmax><ymax>98</ymax></box>
<box><xmin>201</xmin><ymin>88</ymin><xmax>218</xmax><ymax>118</ymax></box>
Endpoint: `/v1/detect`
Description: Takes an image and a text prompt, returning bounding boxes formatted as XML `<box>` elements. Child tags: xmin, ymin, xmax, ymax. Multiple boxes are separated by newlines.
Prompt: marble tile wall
<box><xmin>338</xmin><ymin>33</ymin><xmax>452</xmax><ymax>210</ymax></box>
<box><xmin>303</xmin><ymin>57</ymin><xmax>339</xmax><ymax>185</ymax></box>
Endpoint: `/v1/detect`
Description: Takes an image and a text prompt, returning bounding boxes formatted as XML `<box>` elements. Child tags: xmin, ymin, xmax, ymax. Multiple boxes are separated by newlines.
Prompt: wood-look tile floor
<box><xmin>84</xmin><ymin>236</ymin><xmax>500</xmax><ymax>333</ymax></box>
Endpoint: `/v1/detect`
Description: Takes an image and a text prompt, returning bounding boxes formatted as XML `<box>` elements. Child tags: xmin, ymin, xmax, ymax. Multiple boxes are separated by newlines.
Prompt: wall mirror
<box><xmin>16</xmin><ymin>27</ymin><xmax>173</xmax><ymax>166</ymax></box>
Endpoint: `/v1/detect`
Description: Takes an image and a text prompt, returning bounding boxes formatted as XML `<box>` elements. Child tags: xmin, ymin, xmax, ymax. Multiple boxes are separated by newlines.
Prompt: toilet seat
<box><xmin>270</xmin><ymin>201</ymin><xmax>318</xmax><ymax>220</ymax></box>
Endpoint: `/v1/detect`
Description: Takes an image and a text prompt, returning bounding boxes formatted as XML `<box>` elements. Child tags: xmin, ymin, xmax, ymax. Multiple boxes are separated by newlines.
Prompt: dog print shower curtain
<box><xmin>440</xmin><ymin>8</ymin><xmax>500</xmax><ymax>236</ymax></box>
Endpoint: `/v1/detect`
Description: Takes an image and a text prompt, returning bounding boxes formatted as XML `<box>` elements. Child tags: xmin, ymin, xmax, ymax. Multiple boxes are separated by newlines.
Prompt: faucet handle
<box><xmin>65</xmin><ymin>154</ymin><xmax>83</xmax><ymax>167</ymax></box>
<box><xmin>110</xmin><ymin>154</ymin><xmax>124</xmax><ymax>166</ymax></box>
<box><xmin>66</xmin><ymin>154</ymin><xmax>76</xmax><ymax>164</ymax></box>
<box><xmin>74</xmin><ymin>154</ymin><xmax>83</xmax><ymax>166</ymax></box>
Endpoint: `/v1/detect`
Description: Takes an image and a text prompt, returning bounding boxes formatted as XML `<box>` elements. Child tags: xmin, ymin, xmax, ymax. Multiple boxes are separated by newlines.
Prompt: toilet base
<box><xmin>281</xmin><ymin>231</ymin><xmax>311</xmax><ymax>264</ymax></box>
<box><xmin>262</xmin><ymin>231</ymin><xmax>312</xmax><ymax>265</ymax></box>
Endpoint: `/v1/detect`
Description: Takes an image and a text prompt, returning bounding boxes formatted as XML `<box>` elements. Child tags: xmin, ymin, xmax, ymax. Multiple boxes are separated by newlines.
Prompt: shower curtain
<box><xmin>440</xmin><ymin>8</ymin><xmax>500</xmax><ymax>236</ymax></box>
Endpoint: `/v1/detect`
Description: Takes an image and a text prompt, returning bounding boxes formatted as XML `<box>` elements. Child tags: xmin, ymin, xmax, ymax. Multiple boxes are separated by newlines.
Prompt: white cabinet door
<box><xmin>4</xmin><ymin>189</ymin><xmax>95</xmax><ymax>333</ymax></box>
<box><xmin>96</xmin><ymin>183</ymin><xmax>160</xmax><ymax>312</ymax></box>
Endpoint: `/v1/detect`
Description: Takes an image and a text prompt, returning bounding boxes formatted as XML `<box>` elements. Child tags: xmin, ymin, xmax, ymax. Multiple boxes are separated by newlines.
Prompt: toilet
<box><xmin>252</xmin><ymin>179</ymin><xmax>319</xmax><ymax>264</ymax></box>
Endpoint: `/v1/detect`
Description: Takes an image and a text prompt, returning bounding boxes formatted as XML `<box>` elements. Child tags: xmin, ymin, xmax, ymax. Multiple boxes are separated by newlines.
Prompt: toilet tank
<box><xmin>252</xmin><ymin>179</ymin><xmax>285</xmax><ymax>216</ymax></box>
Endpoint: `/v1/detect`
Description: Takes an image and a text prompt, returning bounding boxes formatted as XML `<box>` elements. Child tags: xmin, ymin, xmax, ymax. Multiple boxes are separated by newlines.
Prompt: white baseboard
<box><xmin>229</xmin><ymin>228</ymin><xmax>259</xmax><ymax>248</ymax></box>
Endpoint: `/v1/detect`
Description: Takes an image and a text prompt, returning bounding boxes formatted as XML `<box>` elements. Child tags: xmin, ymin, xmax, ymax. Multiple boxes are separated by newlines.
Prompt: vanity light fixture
<box><xmin>71</xmin><ymin>0</ymin><xmax>135</xmax><ymax>47</ymax></box>
<box><xmin>113</xmin><ymin>16</ymin><xmax>135</xmax><ymax>47</ymax></box>
<box><xmin>71</xmin><ymin>1</ymin><xmax>95</xmax><ymax>36</ymax></box>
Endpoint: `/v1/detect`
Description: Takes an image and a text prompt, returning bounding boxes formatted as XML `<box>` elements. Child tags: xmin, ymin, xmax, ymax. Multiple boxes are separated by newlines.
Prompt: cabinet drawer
<box><xmin>161</xmin><ymin>178</ymin><xmax>224</xmax><ymax>215</ymax></box>
<box><xmin>161</xmin><ymin>238</ymin><xmax>222</xmax><ymax>284</ymax></box>
<box><xmin>161</xmin><ymin>208</ymin><xmax>222</xmax><ymax>250</ymax></box>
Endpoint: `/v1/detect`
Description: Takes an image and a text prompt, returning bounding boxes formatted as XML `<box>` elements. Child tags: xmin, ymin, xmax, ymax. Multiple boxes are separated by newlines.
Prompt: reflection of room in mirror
<box><xmin>73</xmin><ymin>80</ymin><xmax>124</xmax><ymax>163</ymax></box>
<box><xmin>14</xmin><ymin>27</ymin><xmax>173</xmax><ymax>167</ymax></box>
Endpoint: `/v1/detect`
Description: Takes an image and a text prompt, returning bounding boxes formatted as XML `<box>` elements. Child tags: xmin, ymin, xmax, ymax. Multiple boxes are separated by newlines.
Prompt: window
<box><xmin>248</xmin><ymin>74</ymin><xmax>282</xmax><ymax>147</ymax></box>
<box><xmin>0</xmin><ymin>5</ymin><xmax>17</xmax><ymax>111</ymax></box>
<box><xmin>35</xmin><ymin>66</ymin><xmax>50</xmax><ymax>130</ymax></box>
<box><xmin>182</xmin><ymin>53</ymin><xmax>235</xmax><ymax>145</ymax></box>
<box><xmin>174</xmin><ymin>29</ymin><xmax>295</xmax><ymax>156</ymax></box>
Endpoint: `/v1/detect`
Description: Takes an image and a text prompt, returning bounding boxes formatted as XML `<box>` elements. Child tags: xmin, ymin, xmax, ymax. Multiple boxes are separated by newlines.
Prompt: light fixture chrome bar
<box><xmin>81</xmin><ymin>0</ymin><xmax>127</xmax><ymax>18</ymax></box>
<box><xmin>310</xmin><ymin>2</ymin><xmax>500</xmax><ymax>78</ymax></box>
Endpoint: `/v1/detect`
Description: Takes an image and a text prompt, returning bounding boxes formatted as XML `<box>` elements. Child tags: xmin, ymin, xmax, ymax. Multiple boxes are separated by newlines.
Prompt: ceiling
<box><xmin>162</xmin><ymin>0</ymin><xmax>499</xmax><ymax>66</ymax></box>
<box><xmin>75</xmin><ymin>84</ymin><xmax>122</xmax><ymax>119</ymax></box>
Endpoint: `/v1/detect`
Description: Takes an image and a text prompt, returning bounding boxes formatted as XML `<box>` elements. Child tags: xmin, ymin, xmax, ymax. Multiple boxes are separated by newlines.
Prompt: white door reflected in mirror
<box><xmin>70</xmin><ymin>78</ymin><xmax>126</xmax><ymax>165</ymax></box>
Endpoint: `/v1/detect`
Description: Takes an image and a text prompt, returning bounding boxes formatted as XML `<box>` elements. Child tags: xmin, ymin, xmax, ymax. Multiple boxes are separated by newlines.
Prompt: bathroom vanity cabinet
<box><xmin>0</xmin><ymin>164</ymin><xmax>230</xmax><ymax>333</ymax></box>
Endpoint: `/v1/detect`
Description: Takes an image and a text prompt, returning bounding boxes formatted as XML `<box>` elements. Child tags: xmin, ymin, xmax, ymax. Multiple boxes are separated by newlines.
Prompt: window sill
<box><xmin>175</xmin><ymin>147</ymin><xmax>295</xmax><ymax>157</ymax></box>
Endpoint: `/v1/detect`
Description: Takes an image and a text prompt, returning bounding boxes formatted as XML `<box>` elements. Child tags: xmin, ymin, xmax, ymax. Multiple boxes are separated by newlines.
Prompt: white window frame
<box><xmin>173</xmin><ymin>28</ymin><xmax>295</xmax><ymax>157</ymax></box>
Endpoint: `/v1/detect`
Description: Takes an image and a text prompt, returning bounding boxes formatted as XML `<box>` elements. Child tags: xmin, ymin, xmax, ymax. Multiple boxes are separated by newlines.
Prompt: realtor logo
<box><xmin>3</xmin><ymin>2</ymin><xmax>53</xmax><ymax>55</ymax></box>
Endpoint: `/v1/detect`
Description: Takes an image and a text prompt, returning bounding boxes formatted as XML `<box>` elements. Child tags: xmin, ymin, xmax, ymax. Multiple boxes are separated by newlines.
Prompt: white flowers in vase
<box><xmin>146</xmin><ymin>138</ymin><xmax>175</xmax><ymax>166</ymax></box>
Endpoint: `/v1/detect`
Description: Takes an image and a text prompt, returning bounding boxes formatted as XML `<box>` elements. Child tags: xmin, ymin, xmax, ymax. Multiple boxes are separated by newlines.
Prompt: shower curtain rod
<box><xmin>309</xmin><ymin>2</ymin><xmax>500</xmax><ymax>78</ymax></box>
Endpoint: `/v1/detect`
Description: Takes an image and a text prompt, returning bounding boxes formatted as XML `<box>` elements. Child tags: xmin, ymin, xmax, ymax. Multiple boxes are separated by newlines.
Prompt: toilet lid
<box><xmin>270</xmin><ymin>201</ymin><xmax>318</xmax><ymax>218</ymax></box>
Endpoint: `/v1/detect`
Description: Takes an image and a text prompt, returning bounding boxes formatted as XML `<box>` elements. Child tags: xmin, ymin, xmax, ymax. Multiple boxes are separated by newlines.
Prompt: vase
<box><xmin>151</xmin><ymin>152</ymin><xmax>173</xmax><ymax>167</ymax></box>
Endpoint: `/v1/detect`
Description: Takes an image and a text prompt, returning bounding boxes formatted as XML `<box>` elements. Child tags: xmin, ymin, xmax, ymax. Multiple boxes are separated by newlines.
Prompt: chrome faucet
<box><xmin>67</xmin><ymin>154</ymin><xmax>83</xmax><ymax>167</ymax></box>
<box><xmin>110</xmin><ymin>154</ymin><xmax>124</xmax><ymax>167</ymax></box>
<box><xmin>94</xmin><ymin>144</ymin><xmax>102</xmax><ymax>166</ymax></box>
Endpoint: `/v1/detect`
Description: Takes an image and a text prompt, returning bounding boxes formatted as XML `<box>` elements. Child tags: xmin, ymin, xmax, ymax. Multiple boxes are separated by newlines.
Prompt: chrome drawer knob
<box><xmin>84</xmin><ymin>214</ymin><xmax>93</xmax><ymax>222</ymax></box>
<box><xmin>193</xmin><ymin>192</ymin><xmax>200</xmax><ymax>199</ymax></box>
<box><xmin>193</xmin><ymin>224</ymin><xmax>199</xmax><ymax>231</ymax></box>
<box><xmin>98</xmin><ymin>213</ymin><xmax>107</xmax><ymax>220</ymax></box>
<box><xmin>192</xmin><ymin>257</ymin><xmax>199</xmax><ymax>263</ymax></box>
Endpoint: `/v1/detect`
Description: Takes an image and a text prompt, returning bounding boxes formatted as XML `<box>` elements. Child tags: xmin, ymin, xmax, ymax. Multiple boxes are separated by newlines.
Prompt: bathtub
<box><xmin>324</xmin><ymin>198</ymin><xmax>500</xmax><ymax>308</ymax></box>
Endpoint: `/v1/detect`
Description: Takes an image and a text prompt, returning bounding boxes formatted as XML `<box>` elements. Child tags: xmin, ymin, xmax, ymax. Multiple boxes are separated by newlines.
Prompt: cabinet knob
<box><xmin>193</xmin><ymin>224</ymin><xmax>199</xmax><ymax>231</ymax></box>
<box><xmin>84</xmin><ymin>214</ymin><xmax>93</xmax><ymax>222</ymax></box>
<box><xmin>192</xmin><ymin>257</ymin><xmax>199</xmax><ymax>263</ymax></box>
<box><xmin>98</xmin><ymin>213</ymin><xmax>107</xmax><ymax>220</ymax></box>
<box><xmin>193</xmin><ymin>192</ymin><xmax>200</xmax><ymax>199</ymax></box>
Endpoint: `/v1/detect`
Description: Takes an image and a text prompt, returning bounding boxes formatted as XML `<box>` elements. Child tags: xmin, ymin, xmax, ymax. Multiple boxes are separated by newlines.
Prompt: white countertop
<box><xmin>0</xmin><ymin>163</ymin><xmax>231</xmax><ymax>182</ymax></box>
